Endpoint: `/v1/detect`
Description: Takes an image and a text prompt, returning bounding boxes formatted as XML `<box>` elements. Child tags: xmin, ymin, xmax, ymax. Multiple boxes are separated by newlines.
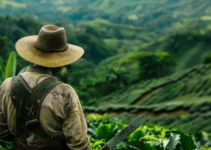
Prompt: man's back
<box><xmin>0</xmin><ymin>66</ymin><xmax>91</xmax><ymax>150</ymax></box>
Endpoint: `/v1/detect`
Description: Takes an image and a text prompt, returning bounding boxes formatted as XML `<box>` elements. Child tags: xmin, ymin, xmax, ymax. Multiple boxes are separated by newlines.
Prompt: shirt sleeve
<box><xmin>0</xmin><ymin>107</ymin><xmax>9</xmax><ymax>138</ymax></box>
<box><xmin>62</xmin><ymin>87</ymin><xmax>91</xmax><ymax>150</ymax></box>
<box><xmin>0</xmin><ymin>79</ymin><xmax>14</xmax><ymax>141</ymax></box>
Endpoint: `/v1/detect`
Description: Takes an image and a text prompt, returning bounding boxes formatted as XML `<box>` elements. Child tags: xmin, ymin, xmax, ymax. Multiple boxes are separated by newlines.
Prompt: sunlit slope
<box><xmin>84</xmin><ymin>64</ymin><xmax>211</xmax><ymax>133</ymax></box>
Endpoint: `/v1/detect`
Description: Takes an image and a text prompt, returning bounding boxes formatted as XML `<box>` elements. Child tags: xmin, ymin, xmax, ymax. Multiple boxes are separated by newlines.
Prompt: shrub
<box><xmin>138</xmin><ymin>52</ymin><xmax>176</xmax><ymax>80</ymax></box>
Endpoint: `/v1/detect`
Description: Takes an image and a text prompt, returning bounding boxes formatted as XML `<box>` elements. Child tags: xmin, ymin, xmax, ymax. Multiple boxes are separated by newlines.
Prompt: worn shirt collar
<box><xmin>26</xmin><ymin>66</ymin><xmax>53</xmax><ymax>76</ymax></box>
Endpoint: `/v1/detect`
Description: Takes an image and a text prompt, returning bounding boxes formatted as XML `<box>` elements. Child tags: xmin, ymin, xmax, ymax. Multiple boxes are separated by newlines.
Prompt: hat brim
<box><xmin>15</xmin><ymin>35</ymin><xmax>84</xmax><ymax>68</ymax></box>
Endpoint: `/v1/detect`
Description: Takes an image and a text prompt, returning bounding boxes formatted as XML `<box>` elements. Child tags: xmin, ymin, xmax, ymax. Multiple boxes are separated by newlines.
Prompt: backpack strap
<box><xmin>11</xmin><ymin>75</ymin><xmax>62</xmax><ymax>137</ymax></box>
<box><xmin>11</xmin><ymin>75</ymin><xmax>32</xmax><ymax>137</ymax></box>
<box><xmin>26</xmin><ymin>76</ymin><xmax>62</xmax><ymax>122</ymax></box>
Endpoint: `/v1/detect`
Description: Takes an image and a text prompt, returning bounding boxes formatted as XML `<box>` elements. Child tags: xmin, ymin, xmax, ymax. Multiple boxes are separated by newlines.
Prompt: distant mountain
<box><xmin>1</xmin><ymin>0</ymin><xmax>211</xmax><ymax>34</ymax></box>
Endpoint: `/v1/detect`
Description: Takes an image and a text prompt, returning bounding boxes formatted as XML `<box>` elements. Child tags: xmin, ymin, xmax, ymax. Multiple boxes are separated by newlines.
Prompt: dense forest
<box><xmin>0</xmin><ymin>0</ymin><xmax>211</xmax><ymax>149</ymax></box>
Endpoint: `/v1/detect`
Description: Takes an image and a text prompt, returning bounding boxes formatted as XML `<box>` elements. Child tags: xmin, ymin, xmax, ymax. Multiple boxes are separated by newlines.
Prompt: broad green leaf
<box><xmin>165</xmin><ymin>133</ymin><xmax>180</xmax><ymax>150</ymax></box>
<box><xmin>171</xmin><ymin>129</ymin><xmax>196</xmax><ymax>150</ymax></box>
<box><xmin>96</xmin><ymin>123</ymin><xmax>113</xmax><ymax>141</ymax></box>
<box><xmin>128</xmin><ymin>128</ymin><xmax>145</xmax><ymax>140</ymax></box>
<box><xmin>163</xmin><ymin>139</ymin><xmax>170</xmax><ymax>148</ymax></box>
<box><xmin>5</xmin><ymin>52</ymin><xmax>16</xmax><ymax>78</ymax></box>
<box><xmin>140</xmin><ymin>136</ymin><xmax>160</xmax><ymax>142</ymax></box>
<box><xmin>116</xmin><ymin>121</ymin><xmax>126</xmax><ymax>130</ymax></box>
<box><xmin>92</xmin><ymin>139</ymin><xmax>105</xmax><ymax>147</ymax></box>
<box><xmin>87</xmin><ymin>113</ymin><xmax>108</xmax><ymax>120</ymax></box>
<box><xmin>161</xmin><ymin>128</ymin><xmax>168</xmax><ymax>140</ymax></box>
<box><xmin>91</xmin><ymin>139</ymin><xmax>105</xmax><ymax>150</ymax></box>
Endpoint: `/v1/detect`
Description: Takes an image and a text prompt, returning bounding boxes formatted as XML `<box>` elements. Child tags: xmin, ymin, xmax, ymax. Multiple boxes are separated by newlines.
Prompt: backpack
<box><xmin>11</xmin><ymin>75</ymin><xmax>69</xmax><ymax>150</ymax></box>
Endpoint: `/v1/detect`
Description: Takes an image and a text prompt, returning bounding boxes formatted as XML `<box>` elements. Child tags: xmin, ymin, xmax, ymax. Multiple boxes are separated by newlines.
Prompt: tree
<box><xmin>138</xmin><ymin>52</ymin><xmax>176</xmax><ymax>80</ymax></box>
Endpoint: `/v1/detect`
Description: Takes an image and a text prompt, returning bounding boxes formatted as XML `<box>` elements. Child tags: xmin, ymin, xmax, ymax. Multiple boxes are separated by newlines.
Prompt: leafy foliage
<box><xmin>0</xmin><ymin>2</ymin><xmax>210</xmax><ymax>149</ymax></box>
<box><xmin>138</xmin><ymin>52</ymin><xmax>176</xmax><ymax>79</ymax></box>
<box><xmin>0</xmin><ymin>114</ymin><xmax>210</xmax><ymax>150</ymax></box>
<box><xmin>87</xmin><ymin>114</ymin><xmax>211</xmax><ymax>150</ymax></box>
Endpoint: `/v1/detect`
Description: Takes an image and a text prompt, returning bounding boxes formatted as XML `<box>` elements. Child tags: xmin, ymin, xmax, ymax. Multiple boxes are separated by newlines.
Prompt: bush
<box><xmin>87</xmin><ymin>114</ymin><xmax>211</xmax><ymax>150</ymax></box>
<box><xmin>138</xmin><ymin>52</ymin><xmax>176</xmax><ymax>80</ymax></box>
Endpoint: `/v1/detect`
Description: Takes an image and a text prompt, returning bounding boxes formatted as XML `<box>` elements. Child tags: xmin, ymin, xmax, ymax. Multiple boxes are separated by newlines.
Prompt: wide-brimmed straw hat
<box><xmin>15</xmin><ymin>24</ymin><xmax>84</xmax><ymax>68</ymax></box>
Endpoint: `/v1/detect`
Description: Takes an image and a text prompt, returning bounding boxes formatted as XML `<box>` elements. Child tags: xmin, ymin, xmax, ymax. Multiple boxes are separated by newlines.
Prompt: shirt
<box><xmin>0</xmin><ymin>66</ymin><xmax>91</xmax><ymax>150</ymax></box>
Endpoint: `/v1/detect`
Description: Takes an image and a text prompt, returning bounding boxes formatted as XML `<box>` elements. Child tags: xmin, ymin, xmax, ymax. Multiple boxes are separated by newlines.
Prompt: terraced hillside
<box><xmin>84</xmin><ymin>64</ymin><xmax>211</xmax><ymax>133</ymax></box>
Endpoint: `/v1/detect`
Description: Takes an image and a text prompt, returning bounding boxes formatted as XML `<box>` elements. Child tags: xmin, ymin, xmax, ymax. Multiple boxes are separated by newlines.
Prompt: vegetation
<box><xmin>2</xmin><ymin>0</ymin><xmax>211</xmax><ymax>34</ymax></box>
<box><xmin>138</xmin><ymin>26</ymin><xmax>211</xmax><ymax>70</ymax></box>
<box><xmin>88</xmin><ymin>114</ymin><xmax>211</xmax><ymax>150</ymax></box>
<box><xmin>0</xmin><ymin>52</ymin><xmax>17</xmax><ymax>82</ymax></box>
<box><xmin>0</xmin><ymin>0</ymin><xmax>211</xmax><ymax>149</ymax></box>
<box><xmin>78</xmin><ymin>51</ymin><xmax>176</xmax><ymax>100</ymax></box>
<box><xmin>84</xmin><ymin>64</ymin><xmax>211</xmax><ymax>133</ymax></box>
<box><xmin>0</xmin><ymin>114</ymin><xmax>210</xmax><ymax>150</ymax></box>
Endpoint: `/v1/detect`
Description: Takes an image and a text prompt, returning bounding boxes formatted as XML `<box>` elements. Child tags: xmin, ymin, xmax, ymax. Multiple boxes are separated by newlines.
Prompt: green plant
<box><xmin>87</xmin><ymin>114</ymin><xmax>211</xmax><ymax>150</ymax></box>
<box><xmin>5</xmin><ymin>51</ymin><xmax>16</xmax><ymax>78</ymax></box>
<box><xmin>0</xmin><ymin>51</ymin><xmax>17</xmax><ymax>83</ymax></box>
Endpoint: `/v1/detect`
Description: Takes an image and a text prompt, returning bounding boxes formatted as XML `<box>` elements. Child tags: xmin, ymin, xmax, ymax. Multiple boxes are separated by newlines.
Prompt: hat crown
<box><xmin>35</xmin><ymin>25</ymin><xmax>68</xmax><ymax>52</ymax></box>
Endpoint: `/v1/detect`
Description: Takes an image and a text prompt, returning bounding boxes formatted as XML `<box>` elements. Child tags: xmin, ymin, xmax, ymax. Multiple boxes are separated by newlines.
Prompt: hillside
<box><xmin>1</xmin><ymin>0</ymin><xmax>211</xmax><ymax>34</ymax></box>
<box><xmin>77</xmin><ymin>25</ymin><xmax>211</xmax><ymax>101</ymax></box>
<box><xmin>77</xmin><ymin>19</ymin><xmax>158</xmax><ymax>53</ymax></box>
<box><xmin>138</xmin><ymin>25</ymin><xmax>211</xmax><ymax>70</ymax></box>
<box><xmin>0</xmin><ymin>0</ymin><xmax>211</xmax><ymax>149</ymax></box>
<box><xmin>0</xmin><ymin>0</ymin><xmax>211</xmax><ymax>138</ymax></box>
<box><xmin>0</xmin><ymin>15</ymin><xmax>210</xmax><ymax>103</ymax></box>
<box><xmin>84</xmin><ymin>64</ymin><xmax>211</xmax><ymax>134</ymax></box>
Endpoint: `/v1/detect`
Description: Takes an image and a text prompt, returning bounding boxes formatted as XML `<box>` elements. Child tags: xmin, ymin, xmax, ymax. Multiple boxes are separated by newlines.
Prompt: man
<box><xmin>0</xmin><ymin>25</ymin><xmax>91</xmax><ymax>150</ymax></box>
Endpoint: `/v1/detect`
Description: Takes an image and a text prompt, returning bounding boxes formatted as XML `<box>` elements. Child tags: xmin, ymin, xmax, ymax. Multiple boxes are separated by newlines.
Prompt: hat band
<box><xmin>34</xmin><ymin>43</ymin><xmax>68</xmax><ymax>53</ymax></box>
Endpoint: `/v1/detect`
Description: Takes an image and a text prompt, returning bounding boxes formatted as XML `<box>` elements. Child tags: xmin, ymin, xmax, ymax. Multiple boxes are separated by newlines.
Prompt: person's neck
<box><xmin>34</xmin><ymin>65</ymin><xmax>62</xmax><ymax>76</ymax></box>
